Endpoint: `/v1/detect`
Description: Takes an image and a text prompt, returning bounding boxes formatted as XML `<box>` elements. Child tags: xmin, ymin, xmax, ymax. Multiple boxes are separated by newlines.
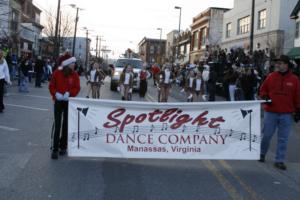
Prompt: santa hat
<box><xmin>61</xmin><ymin>57</ymin><xmax>76</xmax><ymax>67</ymax></box>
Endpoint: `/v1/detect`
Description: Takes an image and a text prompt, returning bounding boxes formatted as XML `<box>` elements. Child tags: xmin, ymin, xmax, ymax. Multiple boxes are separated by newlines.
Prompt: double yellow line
<box><xmin>145</xmin><ymin>93</ymin><xmax>262</xmax><ymax>200</ymax></box>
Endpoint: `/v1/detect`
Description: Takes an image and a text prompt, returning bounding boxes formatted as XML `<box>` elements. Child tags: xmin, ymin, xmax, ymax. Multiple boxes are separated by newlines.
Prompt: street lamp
<box><xmin>174</xmin><ymin>6</ymin><xmax>182</xmax><ymax>33</ymax></box>
<box><xmin>54</xmin><ymin>0</ymin><xmax>61</xmax><ymax>58</ymax></box>
<box><xmin>157</xmin><ymin>28</ymin><xmax>162</xmax><ymax>63</ymax></box>
<box><xmin>69</xmin><ymin>4</ymin><xmax>84</xmax><ymax>57</ymax></box>
<box><xmin>81</xmin><ymin>27</ymin><xmax>93</xmax><ymax>68</ymax></box>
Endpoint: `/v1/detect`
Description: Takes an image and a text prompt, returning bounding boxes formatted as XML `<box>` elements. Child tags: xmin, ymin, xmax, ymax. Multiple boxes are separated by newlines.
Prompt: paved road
<box><xmin>0</xmin><ymin>77</ymin><xmax>300</xmax><ymax>200</ymax></box>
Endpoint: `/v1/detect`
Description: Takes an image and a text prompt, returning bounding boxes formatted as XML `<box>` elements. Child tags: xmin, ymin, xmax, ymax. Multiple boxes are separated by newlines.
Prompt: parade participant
<box><xmin>192</xmin><ymin>72</ymin><xmax>204</xmax><ymax>102</ymax></box>
<box><xmin>259</xmin><ymin>55</ymin><xmax>300</xmax><ymax>170</ymax></box>
<box><xmin>151</xmin><ymin>63</ymin><xmax>160</xmax><ymax>86</ymax></box>
<box><xmin>185</xmin><ymin>70</ymin><xmax>196</xmax><ymax>102</ymax></box>
<box><xmin>207</xmin><ymin>66</ymin><xmax>217</xmax><ymax>101</ymax></box>
<box><xmin>119</xmin><ymin>65</ymin><xmax>133</xmax><ymax>101</ymax></box>
<box><xmin>159</xmin><ymin>63</ymin><xmax>173</xmax><ymax>102</ymax></box>
<box><xmin>86</xmin><ymin>63</ymin><xmax>105</xmax><ymax>99</ymax></box>
<box><xmin>0</xmin><ymin>49</ymin><xmax>11</xmax><ymax>113</ymax></box>
<box><xmin>34</xmin><ymin>56</ymin><xmax>44</xmax><ymax>88</ymax></box>
<box><xmin>139</xmin><ymin>63</ymin><xmax>149</xmax><ymax>98</ymax></box>
<box><xmin>19</xmin><ymin>55</ymin><xmax>30</xmax><ymax>93</ymax></box>
<box><xmin>49</xmin><ymin>57</ymin><xmax>80</xmax><ymax>159</ymax></box>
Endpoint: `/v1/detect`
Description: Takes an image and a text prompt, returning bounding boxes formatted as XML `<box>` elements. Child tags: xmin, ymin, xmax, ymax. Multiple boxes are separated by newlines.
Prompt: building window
<box><xmin>237</xmin><ymin>16</ymin><xmax>250</xmax><ymax>35</ymax></box>
<box><xmin>296</xmin><ymin>22</ymin><xmax>300</xmax><ymax>38</ymax></box>
<box><xmin>150</xmin><ymin>45</ymin><xmax>154</xmax><ymax>54</ymax></box>
<box><xmin>200</xmin><ymin>27</ymin><xmax>207</xmax><ymax>48</ymax></box>
<box><xmin>226</xmin><ymin>23</ymin><xmax>232</xmax><ymax>38</ymax></box>
<box><xmin>258</xmin><ymin>9</ymin><xmax>267</xmax><ymax>30</ymax></box>
<box><xmin>193</xmin><ymin>31</ymin><xmax>199</xmax><ymax>51</ymax></box>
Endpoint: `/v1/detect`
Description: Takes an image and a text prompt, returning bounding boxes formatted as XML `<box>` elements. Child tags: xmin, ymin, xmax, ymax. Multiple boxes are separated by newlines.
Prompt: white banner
<box><xmin>68</xmin><ymin>98</ymin><xmax>261</xmax><ymax>160</ymax></box>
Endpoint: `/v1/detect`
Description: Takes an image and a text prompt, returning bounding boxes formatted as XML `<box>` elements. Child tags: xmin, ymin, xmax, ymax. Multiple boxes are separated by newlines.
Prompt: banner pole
<box><xmin>249</xmin><ymin>112</ymin><xmax>252</xmax><ymax>151</ymax></box>
<box><xmin>77</xmin><ymin>110</ymin><xmax>80</xmax><ymax>149</ymax></box>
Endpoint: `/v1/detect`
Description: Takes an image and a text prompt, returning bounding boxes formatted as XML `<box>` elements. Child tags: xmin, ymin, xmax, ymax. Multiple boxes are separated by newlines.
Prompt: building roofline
<box><xmin>290</xmin><ymin>1</ymin><xmax>300</xmax><ymax>19</ymax></box>
<box><xmin>193</xmin><ymin>7</ymin><xmax>231</xmax><ymax>20</ymax></box>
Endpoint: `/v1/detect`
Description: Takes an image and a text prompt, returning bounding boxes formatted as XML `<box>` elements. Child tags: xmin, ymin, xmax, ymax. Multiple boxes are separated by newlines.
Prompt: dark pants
<box><xmin>0</xmin><ymin>79</ymin><xmax>4</xmax><ymax>111</ymax></box>
<box><xmin>139</xmin><ymin>80</ymin><xmax>147</xmax><ymax>97</ymax></box>
<box><xmin>35</xmin><ymin>73</ymin><xmax>42</xmax><ymax>87</ymax></box>
<box><xmin>53</xmin><ymin>101</ymin><xmax>69</xmax><ymax>152</ymax></box>
<box><xmin>208</xmin><ymin>84</ymin><xmax>216</xmax><ymax>101</ymax></box>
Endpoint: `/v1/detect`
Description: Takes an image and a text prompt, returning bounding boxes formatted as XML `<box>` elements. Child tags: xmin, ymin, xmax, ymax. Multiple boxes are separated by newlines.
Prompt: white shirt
<box><xmin>196</xmin><ymin>79</ymin><xmax>202</xmax><ymax>91</ymax></box>
<box><xmin>164</xmin><ymin>70</ymin><xmax>171</xmax><ymax>84</ymax></box>
<box><xmin>124</xmin><ymin>73</ymin><xmax>130</xmax><ymax>85</ymax></box>
<box><xmin>189</xmin><ymin>78</ymin><xmax>194</xmax><ymax>88</ymax></box>
<box><xmin>90</xmin><ymin>69</ymin><xmax>96</xmax><ymax>82</ymax></box>
<box><xmin>0</xmin><ymin>59</ymin><xmax>10</xmax><ymax>83</ymax></box>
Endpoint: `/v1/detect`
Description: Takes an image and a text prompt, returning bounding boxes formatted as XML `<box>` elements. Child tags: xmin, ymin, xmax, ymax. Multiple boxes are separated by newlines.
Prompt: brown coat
<box><xmin>119</xmin><ymin>72</ymin><xmax>134</xmax><ymax>87</ymax></box>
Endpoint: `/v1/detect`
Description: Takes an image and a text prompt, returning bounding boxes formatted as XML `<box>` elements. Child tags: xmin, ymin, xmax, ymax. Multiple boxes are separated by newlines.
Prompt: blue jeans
<box><xmin>261</xmin><ymin>112</ymin><xmax>293</xmax><ymax>162</ymax></box>
<box><xmin>19</xmin><ymin>75</ymin><xmax>29</xmax><ymax>92</ymax></box>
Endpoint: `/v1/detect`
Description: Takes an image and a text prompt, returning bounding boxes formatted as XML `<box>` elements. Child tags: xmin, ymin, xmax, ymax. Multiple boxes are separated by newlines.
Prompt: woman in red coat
<box><xmin>49</xmin><ymin>57</ymin><xmax>80</xmax><ymax>159</ymax></box>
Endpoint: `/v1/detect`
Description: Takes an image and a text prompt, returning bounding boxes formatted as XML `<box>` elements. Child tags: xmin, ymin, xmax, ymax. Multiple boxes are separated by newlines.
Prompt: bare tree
<box><xmin>43</xmin><ymin>8</ymin><xmax>74</xmax><ymax>47</ymax></box>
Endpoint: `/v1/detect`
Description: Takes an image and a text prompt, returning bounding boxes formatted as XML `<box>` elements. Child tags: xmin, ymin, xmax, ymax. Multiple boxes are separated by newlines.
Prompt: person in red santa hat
<box><xmin>49</xmin><ymin>57</ymin><xmax>80</xmax><ymax>159</ymax></box>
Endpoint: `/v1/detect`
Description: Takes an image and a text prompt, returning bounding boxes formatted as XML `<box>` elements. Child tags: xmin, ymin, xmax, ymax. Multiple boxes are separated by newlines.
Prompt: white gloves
<box><xmin>55</xmin><ymin>92</ymin><xmax>70</xmax><ymax>101</ymax></box>
<box><xmin>117</xmin><ymin>86</ymin><xmax>120</xmax><ymax>92</ymax></box>
<box><xmin>63</xmin><ymin>92</ymin><xmax>70</xmax><ymax>101</ymax></box>
<box><xmin>55</xmin><ymin>92</ymin><xmax>64</xmax><ymax>101</ymax></box>
<box><xmin>129</xmin><ymin>88</ymin><xmax>132</xmax><ymax>93</ymax></box>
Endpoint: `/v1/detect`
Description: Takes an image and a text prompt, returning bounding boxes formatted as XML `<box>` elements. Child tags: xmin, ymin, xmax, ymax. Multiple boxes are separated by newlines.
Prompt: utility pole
<box><xmin>54</xmin><ymin>0</ymin><xmax>61</xmax><ymax>58</ymax></box>
<box><xmin>250</xmin><ymin>0</ymin><xmax>255</xmax><ymax>53</ymax></box>
<box><xmin>157</xmin><ymin>28</ymin><xmax>162</xmax><ymax>64</ymax></box>
<box><xmin>95</xmin><ymin>36</ymin><xmax>99</xmax><ymax>59</ymax></box>
<box><xmin>85</xmin><ymin>29</ymin><xmax>89</xmax><ymax>68</ymax></box>
<box><xmin>72</xmin><ymin>7</ymin><xmax>79</xmax><ymax>56</ymax></box>
<box><xmin>99</xmin><ymin>37</ymin><xmax>105</xmax><ymax>59</ymax></box>
<box><xmin>175</xmin><ymin>6</ymin><xmax>182</xmax><ymax>60</ymax></box>
<box><xmin>58</xmin><ymin>11</ymin><xmax>62</xmax><ymax>53</ymax></box>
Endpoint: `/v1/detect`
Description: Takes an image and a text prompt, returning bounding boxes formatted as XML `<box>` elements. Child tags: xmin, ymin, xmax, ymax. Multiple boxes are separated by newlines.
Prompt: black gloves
<box><xmin>262</xmin><ymin>96</ymin><xmax>272</xmax><ymax>106</ymax></box>
<box><xmin>294</xmin><ymin>109</ymin><xmax>300</xmax><ymax>123</ymax></box>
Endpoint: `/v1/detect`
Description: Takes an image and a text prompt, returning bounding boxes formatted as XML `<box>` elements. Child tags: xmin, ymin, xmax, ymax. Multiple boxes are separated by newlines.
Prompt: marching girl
<box><xmin>158</xmin><ymin>64</ymin><xmax>174</xmax><ymax>102</ymax></box>
<box><xmin>185</xmin><ymin>70</ymin><xmax>196</xmax><ymax>102</ymax></box>
<box><xmin>192</xmin><ymin>71</ymin><xmax>204</xmax><ymax>102</ymax></box>
<box><xmin>139</xmin><ymin>64</ymin><xmax>150</xmax><ymax>98</ymax></box>
<box><xmin>119</xmin><ymin>65</ymin><xmax>133</xmax><ymax>101</ymax></box>
<box><xmin>87</xmin><ymin>63</ymin><xmax>105</xmax><ymax>99</ymax></box>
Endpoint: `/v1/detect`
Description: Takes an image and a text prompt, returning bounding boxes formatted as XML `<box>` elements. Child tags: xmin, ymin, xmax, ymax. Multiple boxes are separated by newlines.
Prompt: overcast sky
<box><xmin>33</xmin><ymin>0</ymin><xmax>234</xmax><ymax>58</ymax></box>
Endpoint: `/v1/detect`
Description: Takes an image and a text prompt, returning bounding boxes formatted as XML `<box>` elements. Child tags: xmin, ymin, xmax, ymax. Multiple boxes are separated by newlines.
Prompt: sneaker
<box><xmin>258</xmin><ymin>154</ymin><xmax>265</xmax><ymax>163</ymax></box>
<box><xmin>51</xmin><ymin>151</ymin><xmax>58</xmax><ymax>160</ymax></box>
<box><xmin>59</xmin><ymin>149</ymin><xmax>67</xmax><ymax>156</ymax></box>
<box><xmin>274</xmin><ymin>162</ymin><xmax>287</xmax><ymax>170</ymax></box>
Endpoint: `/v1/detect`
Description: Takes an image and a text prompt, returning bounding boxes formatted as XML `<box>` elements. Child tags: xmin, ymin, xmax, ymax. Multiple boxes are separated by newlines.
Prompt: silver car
<box><xmin>110</xmin><ymin>58</ymin><xmax>143</xmax><ymax>91</ymax></box>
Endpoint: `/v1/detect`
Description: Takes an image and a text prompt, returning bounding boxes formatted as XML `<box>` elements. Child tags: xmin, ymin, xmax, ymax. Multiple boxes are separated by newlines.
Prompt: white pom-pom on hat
<box><xmin>62</xmin><ymin>57</ymin><xmax>76</xmax><ymax>67</ymax></box>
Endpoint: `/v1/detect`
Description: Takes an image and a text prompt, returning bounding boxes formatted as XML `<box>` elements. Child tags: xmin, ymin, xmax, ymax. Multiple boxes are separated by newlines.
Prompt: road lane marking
<box><xmin>219</xmin><ymin>160</ymin><xmax>262</xmax><ymax>200</ymax></box>
<box><xmin>5</xmin><ymin>104</ymin><xmax>49</xmax><ymax>111</ymax></box>
<box><xmin>0</xmin><ymin>125</ymin><xmax>20</xmax><ymax>132</ymax></box>
<box><xmin>145</xmin><ymin>93</ymin><xmax>244</xmax><ymax>199</ymax></box>
<box><xmin>145</xmin><ymin>93</ymin><xmax>156</xmax><ymax>102</ymax></box>
<box><xmin>8</xmin><ymin>93</ymin><xmax>51</xmax><ymax>100</ymax></box>
<box><xmin>202</xmin><ymin>160</ymin><xmax>244</xmax><ymax>200</ymax></box>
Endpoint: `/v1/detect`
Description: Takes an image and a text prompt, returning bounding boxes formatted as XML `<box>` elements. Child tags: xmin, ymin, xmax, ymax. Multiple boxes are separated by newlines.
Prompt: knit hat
<box><xmin>61</xmin><ymin>57</ymin><xmax>76</xmax><ymax>67</ymax></box>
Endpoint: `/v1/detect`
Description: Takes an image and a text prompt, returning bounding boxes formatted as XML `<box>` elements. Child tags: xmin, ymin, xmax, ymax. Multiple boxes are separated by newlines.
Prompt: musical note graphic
<box><xmin>161</xmin><ymin>123</ymin><xmax>168</xmax><ymax>131</ymax></box>
<box><xmin>196</xmin><ymin>125</ymin><xmax>201</xmax><ymax>132</ymax></box>
<box><xmin>132</xmin><ymin>125</ymin><xmax>139</xmax><ymax>133</ymax></box>
<box><xmin>83</xmin><ymin>133</ymin><xmax>90</xmax><ymax>141</ymax></box>
<box><xmin>240</xmin><ymin>133</ymin><xmax>246</xmax><ymax>141</ymax></box>
<box><xmin>214</xmin><ymin>127</ymin><xmax>221</xmax><ymax>135</ymax></box>
<box><xmin>150</xmin><ymin>125</ymin><xmax>155</xmax><ymax>132</ymax></box>
<box><xmin>252</xmin><ymin>135</ymin><xmax>257</xmax><ymax>142</ymax></box>
<box><xmin>182</xmin><ymin>125</ymin><xmax>186</xmax><ymax>133</ymax></box>
<box><xmin>229</xmin><ymin>129</ymin><xmax>233</xmax><ymax>137</ymax></box>
<box><xmin>114</xmin><ymin>127</ymin><xmax>120</xmax><ymax>133</ymax></box>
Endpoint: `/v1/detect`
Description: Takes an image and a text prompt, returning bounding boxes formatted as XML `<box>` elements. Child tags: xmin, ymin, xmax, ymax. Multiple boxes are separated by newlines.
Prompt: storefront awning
<box><xmin>287</xmin><ymin>47</ymin><xmax>300</xmax><ymax>59</ymax></box>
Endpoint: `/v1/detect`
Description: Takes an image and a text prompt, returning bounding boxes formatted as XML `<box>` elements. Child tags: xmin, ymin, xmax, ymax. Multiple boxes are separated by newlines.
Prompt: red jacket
<box><xmin>260</xmin><ymin>71</ymin><xmax>300</xmax><ymax>113</ymax></box>
<box><xmin>49</xmin><ymin>69</ymin><xmax>80</xmax><ymax>100</ymax></box>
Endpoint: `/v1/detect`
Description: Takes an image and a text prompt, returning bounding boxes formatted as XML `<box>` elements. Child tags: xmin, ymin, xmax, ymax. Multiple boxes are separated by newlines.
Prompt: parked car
<box><xmin>110</xmin><ymin>58</ymin><xmax>143</xmax><ymax>91</ymax></box>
